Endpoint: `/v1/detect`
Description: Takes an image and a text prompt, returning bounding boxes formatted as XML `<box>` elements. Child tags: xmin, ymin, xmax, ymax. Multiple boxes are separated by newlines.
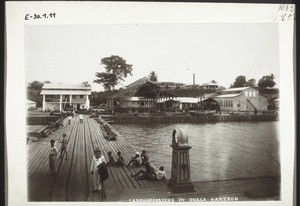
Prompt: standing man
<box><xmin>90</xmin><ymin>148</ymin><xmax>106</xmax><ymax>192</ymax></box>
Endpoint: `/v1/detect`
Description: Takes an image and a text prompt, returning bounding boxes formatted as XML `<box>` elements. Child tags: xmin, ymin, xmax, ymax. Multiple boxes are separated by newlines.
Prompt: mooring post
<box><xmin>168</xmin><ymin>128</ymin><xmax>195</xmax><ymax>193</ymax></box>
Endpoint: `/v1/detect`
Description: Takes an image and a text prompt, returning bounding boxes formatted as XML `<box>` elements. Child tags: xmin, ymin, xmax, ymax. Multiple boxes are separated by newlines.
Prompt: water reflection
<box><xmin>114</xmin><ymin>121</ymin><xmax>280</xmax><ymax>182</ymax></box>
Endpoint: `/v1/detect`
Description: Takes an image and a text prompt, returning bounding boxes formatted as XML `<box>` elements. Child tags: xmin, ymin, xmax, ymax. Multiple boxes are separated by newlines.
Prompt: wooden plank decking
<box><xmin>27</xmin><ymin>114</ymin><xmax>280</xmax><ymax>202</ymax></box>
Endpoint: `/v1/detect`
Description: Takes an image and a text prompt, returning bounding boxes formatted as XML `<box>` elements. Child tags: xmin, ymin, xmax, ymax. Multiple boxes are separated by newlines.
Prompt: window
<box><xmin>245</xmin><ymin>91</ymin><xmax>248</xmax><ymax>97</ymax></box>
<box><xmin>80</xmin><ymin>95</ymin><xmax>84</xmax><ymax>98</ymax></box>
<box><xmin>72</xmin><ymin>95</ymin><xmax>77</xmax><ymax>98</ymax></box>
<box><xmin>237</xmin><ymin>100</ymin><xmax>240</xmax><ymax>107</ymax></box>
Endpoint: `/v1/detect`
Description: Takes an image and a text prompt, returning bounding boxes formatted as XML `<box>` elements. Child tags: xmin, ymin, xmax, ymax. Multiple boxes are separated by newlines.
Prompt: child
<box><xmin>127</xmin><ymin>152</ymin><xmax>141</xmax><ymax>167</ymax></box>
<box><xmin>90</xmin><ymin>148</ymin><xmax>106</xmax><ymax>192</ymax></box>
<box><xmin>98</xmin><ymin>161</ymin><xmax>109</xmax><ymax>201</ymax></box>
<box><xmin>115</xmin><ymin>151</ymin><xmax>125</xmax><ymax>167</ymax></box>
<box><xmin>141</xmin><ymin>150</ymin><xmax>149</xmax><ymax>165</ymax></box>
<box><xmin>59</xmin><ymin>133</ymin><xmax>68</xmax><ymax>160</ymax></box>
<box><xmin>49</xmin><ymin>139</ymin><xmax>58</xmax><ymax>177</ymax></box>
<box><xmin>107</xmin><ymin>151</ymin><xmax>115</xmax><ymax>166</ymax></box>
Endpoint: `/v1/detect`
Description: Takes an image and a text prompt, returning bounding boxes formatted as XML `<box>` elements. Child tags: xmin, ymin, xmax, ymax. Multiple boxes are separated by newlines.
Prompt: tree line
<box><xmin>28</xmin><ymin>55</ymin><xmax>277</xmax><ymax>107</ymax></box>
<box><xmin>230</xmin><ymin>74</ymin><xmax>276</xmax><ymax>88</ymax></box>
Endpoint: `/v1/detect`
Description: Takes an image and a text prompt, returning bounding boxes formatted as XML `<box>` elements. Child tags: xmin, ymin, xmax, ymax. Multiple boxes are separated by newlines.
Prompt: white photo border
<box><xmin>5</xmin><ymin>2</ymin><xmax>295</xmax><ymax>206</ymax></box>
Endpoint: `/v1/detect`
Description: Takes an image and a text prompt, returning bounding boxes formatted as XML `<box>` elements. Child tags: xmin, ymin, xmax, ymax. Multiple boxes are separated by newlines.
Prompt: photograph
<box><xmin>5</xmin><ymin>1</ymin><xmax>295</xmax><ymax>205</ymax></box>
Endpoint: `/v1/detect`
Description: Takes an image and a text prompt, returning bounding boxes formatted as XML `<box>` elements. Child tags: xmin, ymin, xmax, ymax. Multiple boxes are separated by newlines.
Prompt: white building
<box><xmin>214</xmin><ymin>87</ymin><xmax>268</xmax><ymax>112</ymax></box>
<box><xmin>199</xmin><ymin>82</ymin><xmax>219</xmax><ymax>90</ymax></box>
<box><xmin>27</xmin><ymin>99</ymin><xmax>36</xmax><ymax>110</ymax></box>
<box><xmin>40</xmin><ymin>84</ymin><xmax>91</xmax><ymax>112</ymax></box>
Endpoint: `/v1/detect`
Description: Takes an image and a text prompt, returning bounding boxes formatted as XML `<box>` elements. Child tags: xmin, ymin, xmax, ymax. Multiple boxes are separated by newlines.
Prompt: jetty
<box><xmin>27</xmin><ymin>114</ymin><xmax>280</xmax><ymax>202</ymax></box>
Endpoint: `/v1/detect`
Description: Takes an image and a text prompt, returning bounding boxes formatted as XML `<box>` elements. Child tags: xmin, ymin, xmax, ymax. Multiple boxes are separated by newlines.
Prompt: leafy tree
<box><xmin>44</xmin><ymin>80</ymin><xmax>52</xmax><ymax>84</ymax></box>
<box><xmin>29</xmin><ymin>81</ymin><xmax>44</xmax><ymax>91</ymax></box>
<box><xmin>258</xmin><ymin>74</ymin><xmax>276</xmax><ymax>88</ymax></box>
<box><xmin>27</xmin><ymin>81</ymin><xmax>44</xmax><ymax>107</ymax></box>
<box><xmin>94</xmin><ymin>55</ymin><xmax>133</xmax><ymax>91</ymax></box>
<box><xmin>246</xmin><ymin>78</ymin><xmax>256</xmax><ymax>87</ymax></box>
<box><xmin>211</xmin><ymin>80</ymin><xmax>217</xmax><ymax>84</ymax></box>
<box><xmin>90</xmin><ymin>91</ymin><xmax>110</xmax><ymax>106</ymax></box>
<box><xmin>148</xmin><ymin>71</ymin><xmax>158</xmax><ymax>82</ymax></box>
<box><xmin>231</xmin><ymin>75</ymin><xmax>247</xmax><ymax>88</ymax></box>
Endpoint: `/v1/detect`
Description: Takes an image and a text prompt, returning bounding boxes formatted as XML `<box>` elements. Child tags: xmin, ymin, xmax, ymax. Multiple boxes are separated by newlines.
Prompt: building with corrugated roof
<box><xmin>40</xmin><ymin>83</ymin><xmax>92</xmax><ymax>111</ymax></box>
<box><xmin>213</xmin><ymin>87</ymin><xmax>268</xmax><ymax>113</ymax></box>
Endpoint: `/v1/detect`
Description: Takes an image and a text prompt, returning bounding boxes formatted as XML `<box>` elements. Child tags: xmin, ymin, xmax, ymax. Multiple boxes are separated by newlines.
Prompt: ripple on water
<box><xmin>113</xmin><ymin>121</ymin><xmax>280</xmax><ymax>182</ymax></box>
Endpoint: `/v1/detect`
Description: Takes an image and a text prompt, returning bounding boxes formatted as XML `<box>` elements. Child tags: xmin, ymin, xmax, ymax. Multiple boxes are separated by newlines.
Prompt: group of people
<box><xmin>49</xmin><ymin>133</ymin><xmax>68</xmax><ymax>177</ymax></box>
<box><xmin>48</xmin><ymin>133</ymin><xmax>166</xmax><ymax>196</ymax></box>
<box><xmin>67</xmin><ymin>114</ymin><xmax>84</xmax><ymax>125</ymax></box>
<box><xmin>127</xmin><ymin>150</ymin><xmax>166</xmax><ymax>181</ymax></box>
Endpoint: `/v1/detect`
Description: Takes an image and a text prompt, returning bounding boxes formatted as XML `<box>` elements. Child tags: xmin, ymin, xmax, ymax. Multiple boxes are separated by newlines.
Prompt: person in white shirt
<box><xmin>150</xmin><ymin>164</ymin><xmax>166</xmax><ymax>180</ymax></box>
<box><xmin>49</xmin><ymin>139</ymin><xmax>58</xmax><ymax>177</ymax></box>
<box><xmin>79</xmin><ymin>114</ymin><xmax>83</xmax><ymax>123</ymax></box>
<box><xmin>127</xmin><ymin>152</ymin><xmax>142</xmax><ymax>167</ymax></box>
<box><xmin>90</xmin><ymin>148</ymin><xmax>106</xmax><ymax>192</ymax></box>
<box><xmin>68</xmin><ymin>115</ymin><xmax>72</xmax><ymax>125</ymax></box>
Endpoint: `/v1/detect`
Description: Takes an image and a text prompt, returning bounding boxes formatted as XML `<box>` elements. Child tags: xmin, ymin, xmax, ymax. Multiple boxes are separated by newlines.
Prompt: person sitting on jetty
<box><xmin>114</xmin><ymin>151</ymin><xmax>125</xmax><ymax>167</ymax></box>
<box><xmin>107</xmin><ymin>151</ymin><xmax>115</xmax><ymax>166</ymax></box>
<box><xmin>141</xmin><ymin>150</ymin><xmax>149</xmax><ymax>165</ymax></box>
<box><xmin>131</xmin><ymin>162</ymin><xmax>152</xmax><ymax>180</ymax></box>
<box><xmin>59</xmin><ymin>133</ymin><xmax>68</xmax><ymax>160</ymax></box>
<box><xmin>149</xmin><ymin>164</ymin><xmax>166</xmax><ymax>180</ymax></box>
<box><xmin>127</xmin><ymin>152</ymin><xmax>142</xmax><ymax>167</ymax></box>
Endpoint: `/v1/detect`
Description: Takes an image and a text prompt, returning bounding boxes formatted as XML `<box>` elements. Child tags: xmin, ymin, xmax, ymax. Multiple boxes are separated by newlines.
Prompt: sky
<box><xmin>25</xmin><ymin>23</ymin><xmax>279</xmax><ymax>91</ymax></box>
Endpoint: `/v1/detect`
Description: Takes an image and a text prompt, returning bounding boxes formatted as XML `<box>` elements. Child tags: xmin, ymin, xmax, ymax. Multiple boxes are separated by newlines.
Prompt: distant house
<box><xmin>213</xmin><ymin>87</ymin><xmax>268</xmax><ymax>112</ymax></box>
<box><xmin>175</xmin><ymin>97</ymin><xmax>199</xmax><ymax>110</ymax></box>
<box><xmin>40</xmin><ymin>83</ymin><xmax>92</xmax><ymax>111</ymax></box>
<box><xmin>199</xmin><ymin>82</ymin><xmax>219</xmax><ymax>90</ymax></box>
<box><xmin>118</xmin><ymin>97</ymin><xmax>154</xmax><ymax>112</ymax></box>
<box><xmin>106</xmin><ymin>77</ymin><xmax>160</xmax><ymax>112</ymax></box>
<box><xmin>155</xmin><ymin>82</ymin><xmax>185</xmax><ymax>90</ymax></box>
<box><xmin>27</xmin><ymin>99</ymin><xmax>36</xmax><ymax>110</ymax></box>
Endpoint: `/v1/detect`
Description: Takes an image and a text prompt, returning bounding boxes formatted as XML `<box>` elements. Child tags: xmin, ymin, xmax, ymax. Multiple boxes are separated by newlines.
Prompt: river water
<box><xmin>114</xmin><ymin>121</ymin><xmax>280</xmax><ymax>182</ymax></box>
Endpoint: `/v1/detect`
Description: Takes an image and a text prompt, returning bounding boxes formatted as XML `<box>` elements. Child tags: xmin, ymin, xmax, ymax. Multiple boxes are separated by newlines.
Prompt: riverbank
<box><xmin>104</xmin><ymin>114</ymin><xmax>278</xmax><ymax>124</ymax></box>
